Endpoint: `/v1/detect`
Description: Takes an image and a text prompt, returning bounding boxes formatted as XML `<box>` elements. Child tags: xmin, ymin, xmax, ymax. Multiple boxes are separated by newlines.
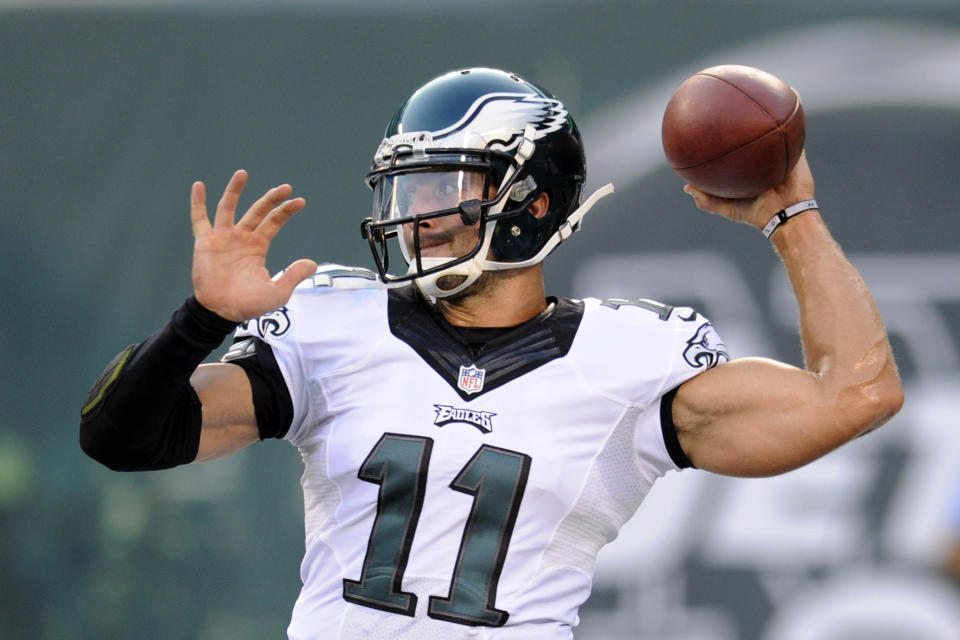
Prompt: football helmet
<box><xmin>362</xmin><ymin>67</ymin><xmax>613</xmax><ymax>298</ymax></box>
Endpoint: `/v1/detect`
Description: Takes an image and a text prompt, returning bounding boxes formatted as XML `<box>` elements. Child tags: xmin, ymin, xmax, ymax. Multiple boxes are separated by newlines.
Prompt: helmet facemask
<box><xmin>362</xmin><ymin>136</ymin><xmax>540</xmax><ymax>298</ymax></box>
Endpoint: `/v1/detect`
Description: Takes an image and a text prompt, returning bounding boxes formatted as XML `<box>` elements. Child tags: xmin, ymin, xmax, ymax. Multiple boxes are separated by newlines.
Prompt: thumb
<box><xmin>275</xmin><ymin>259</ymin><xmax>319</xmax><ymax>294</ymax></box>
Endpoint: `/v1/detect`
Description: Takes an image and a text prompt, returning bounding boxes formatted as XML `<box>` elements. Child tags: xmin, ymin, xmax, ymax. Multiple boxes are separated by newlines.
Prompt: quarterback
<box><xmin>80</xmin><ymin>68</ymin><xmax>903</xmax><ymax>639</ymax></box>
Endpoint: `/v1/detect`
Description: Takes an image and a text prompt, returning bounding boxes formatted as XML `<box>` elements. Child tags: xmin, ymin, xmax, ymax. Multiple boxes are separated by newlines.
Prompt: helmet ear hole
<box><xmin>491</xmin><ymin>198</ymin><xmax>553</xmax><ymax>262</ymax></box>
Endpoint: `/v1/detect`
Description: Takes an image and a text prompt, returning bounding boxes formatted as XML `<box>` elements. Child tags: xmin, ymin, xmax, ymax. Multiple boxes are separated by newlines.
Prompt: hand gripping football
<box><xmin>661</xmin><ymin>64</ymin><xmax>805</xmax><ymax>199</ymax></box>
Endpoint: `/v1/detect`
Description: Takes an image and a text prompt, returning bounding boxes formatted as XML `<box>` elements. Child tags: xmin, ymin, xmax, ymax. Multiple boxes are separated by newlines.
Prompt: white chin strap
<box><xmin>411</xmin><ymin>220</ymin><xmax>498</xmax><ymax>299</ymax></box>
<box><xmin>412</xmin><ymin>181</ymin><xmax>615</xmax><ymax>299</ymax></box>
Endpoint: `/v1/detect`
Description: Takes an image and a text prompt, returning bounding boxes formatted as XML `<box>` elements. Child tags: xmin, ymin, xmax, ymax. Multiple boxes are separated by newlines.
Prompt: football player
<box><xmin>79</xmin><ymin>68</ymin><xmax>903</xmax><ymax>639</ymax></box>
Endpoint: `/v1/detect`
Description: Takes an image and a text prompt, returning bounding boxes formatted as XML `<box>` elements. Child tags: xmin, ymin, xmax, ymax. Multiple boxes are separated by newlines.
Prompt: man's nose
<box><xmin>411</xmin><ymin>199</ymin><xmax>458</xmax><ymax>229</ymax></box>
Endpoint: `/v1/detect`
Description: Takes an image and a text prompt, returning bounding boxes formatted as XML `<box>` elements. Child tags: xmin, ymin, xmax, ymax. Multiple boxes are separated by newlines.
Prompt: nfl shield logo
<box><xmin>457</xmin><ymin>365</ymin><xmax>486</xmax><ymax>395</ymax></box>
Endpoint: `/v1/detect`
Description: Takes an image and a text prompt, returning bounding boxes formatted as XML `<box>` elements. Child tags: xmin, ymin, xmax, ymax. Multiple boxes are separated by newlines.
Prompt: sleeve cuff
<box><xmin>660</xmin><ymin>386</ymin><xmax>695</xmax><ymax>469</ymax></box>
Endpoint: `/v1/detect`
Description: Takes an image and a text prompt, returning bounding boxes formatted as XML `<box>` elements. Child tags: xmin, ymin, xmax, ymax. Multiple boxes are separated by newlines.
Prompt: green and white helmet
<box><xmin>362</xmin><ymin>67</ymin><xmax>613</xmax><ymax>298</ymax></box>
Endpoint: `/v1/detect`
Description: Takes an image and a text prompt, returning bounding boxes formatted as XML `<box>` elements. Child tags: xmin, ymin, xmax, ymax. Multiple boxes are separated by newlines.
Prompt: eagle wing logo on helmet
<box><xmin>432</xmin><ymin>92</ymin><xmax>568</xmax><ymax>150</ymax></box>
<box><xmin>683</xmin><ymin>322</ymin><xmax>729</xmax><ymax>369</ymax></box>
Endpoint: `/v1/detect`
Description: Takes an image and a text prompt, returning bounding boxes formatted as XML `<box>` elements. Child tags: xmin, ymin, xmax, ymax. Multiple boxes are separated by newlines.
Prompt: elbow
<box><xmin>79</xmin><ymin>423</ymin><xmax>115</xmax><ymax>470</ymax></box>
<box><xmin>78</xmin><ymin>390</ymin><xmax>202</xmax><ymax>472</ymax></box>
<box><xmin>871</xmin><ymin>381</ymin><xmax>905</xmax><ymax>429</ymax></box>
<box><xmin>80</xmin><ymin>406</ymin><xmax>160</xmax><ymax>472</ymax></box>
<box><xmin>851</xmin><ymin>370</ymin><xmax>904</xmax><ymax>437</ymax></box>
<box><xmin>834</xmin><ymin>341</ymin><xmax>905</xmax><ymax>437</ymax></box>
<box><xmin>883</xmin><ymin>376</ymin><xmax>905</xmax><ymax>417</ymax></box>
<box><xmin>79</xmin><ymin>413</ymin><xmax>134</xmax><ymax>471</ymax></box>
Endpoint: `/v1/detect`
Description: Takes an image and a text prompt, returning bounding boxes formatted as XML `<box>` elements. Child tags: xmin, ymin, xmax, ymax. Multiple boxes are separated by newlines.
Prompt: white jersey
<box><xmin>227</xmin><ymin>266</ymin><xmax>729</xmax><ymax>640</ymax></box>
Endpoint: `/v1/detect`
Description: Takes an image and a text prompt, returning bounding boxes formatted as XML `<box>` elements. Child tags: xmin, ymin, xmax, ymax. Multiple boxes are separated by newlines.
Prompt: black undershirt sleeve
<box><xmin>221</xmin><ymin>338</ymin><xmax>293</xmax><ymax>440</ymax></box>
<box><xmin>660</xmin><ymin>385</ymin><xmax>695</xmax><ymax>469</ymax></box>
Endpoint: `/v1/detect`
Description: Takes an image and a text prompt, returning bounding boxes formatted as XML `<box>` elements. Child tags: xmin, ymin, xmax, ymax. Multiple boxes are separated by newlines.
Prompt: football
<box><xmin>661</xmin><ymin>64</ymin><xmax>805</xmax><ymax>198</ymax></box>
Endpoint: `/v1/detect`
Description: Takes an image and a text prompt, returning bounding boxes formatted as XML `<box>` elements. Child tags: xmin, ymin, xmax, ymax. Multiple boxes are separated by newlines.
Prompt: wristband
<box><xmin>761</xmin><ymin>199</ymin><xmax>818</xmax><ymax>238</ymax></box>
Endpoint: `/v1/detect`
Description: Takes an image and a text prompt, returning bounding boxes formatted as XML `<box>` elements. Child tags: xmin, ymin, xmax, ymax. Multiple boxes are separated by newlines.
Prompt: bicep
<box><xmin>190</xmin><ymin>363</ymin><xmax>260</xmax><ymax>462</ymax></box>
<box><xmin>673</xmin><ymin>357</ymin><xmax>852</xmax><ymax>476</ymax></box>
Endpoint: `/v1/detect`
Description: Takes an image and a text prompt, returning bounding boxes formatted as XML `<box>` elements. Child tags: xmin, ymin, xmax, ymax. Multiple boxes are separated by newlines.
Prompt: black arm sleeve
<box><xmin>221</xmin><ymin>337</ymin><xmax>294</xmax><ymax>440</ymax></box>
<box><xmin>79</xmin><ymin>297</ymin><xmax>237</xmax><ymax>471</ymax></box>
<box><xmin>660</xmin><ymin>385</ymin><xmax>695</xmax><ymax>469</ymax></box>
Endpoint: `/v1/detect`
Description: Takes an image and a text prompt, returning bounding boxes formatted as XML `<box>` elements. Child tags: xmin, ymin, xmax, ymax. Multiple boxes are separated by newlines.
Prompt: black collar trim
<box><xmin>387</xmin><ymin>286</ymin><xmax>584</xmax><ymax>401</ymax></box>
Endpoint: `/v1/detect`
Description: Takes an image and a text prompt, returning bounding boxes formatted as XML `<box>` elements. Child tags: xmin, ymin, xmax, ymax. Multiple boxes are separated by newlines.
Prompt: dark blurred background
<box><xmin>2</xmin><ymin>1</ymin><xmax>960</xmax><ymax>638</ymax></box>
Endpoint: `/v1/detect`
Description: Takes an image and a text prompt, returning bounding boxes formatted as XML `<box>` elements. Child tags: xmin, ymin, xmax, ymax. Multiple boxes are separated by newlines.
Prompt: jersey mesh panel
<box><xmin>300</xmin><ymin>378</ymin><xmax>339</xmax><ymax>538</ymax></box>
<box><xmin>539</xmin><ymin>406</ymin><xmax>648</xmax><ymax>576</ymax></box>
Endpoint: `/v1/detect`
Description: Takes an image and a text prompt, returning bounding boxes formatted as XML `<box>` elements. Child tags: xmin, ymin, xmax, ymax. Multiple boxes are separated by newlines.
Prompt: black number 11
<box><xmin>342</xmin><ymin>433</ymin><xmax>531</xmax><ymax>627</ymax></box>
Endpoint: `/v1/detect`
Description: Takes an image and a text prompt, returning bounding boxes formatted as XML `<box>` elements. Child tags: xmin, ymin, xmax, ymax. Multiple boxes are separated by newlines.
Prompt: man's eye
<box><xmin>435</xmin><ymin>183</ymin><xmax>458</xmax><ymax>198</ymax></box>
<box><xmin>397</xmin><ymin>187</ymin><xmax>415</xmax><ymax>212</ymax></box>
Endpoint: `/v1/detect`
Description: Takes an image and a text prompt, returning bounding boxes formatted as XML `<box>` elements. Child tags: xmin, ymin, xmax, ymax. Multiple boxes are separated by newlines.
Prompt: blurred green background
<box><xmin>3</xmin><ymin>1</ymin><xmax>960</xmax><ymax>638</ymax></box>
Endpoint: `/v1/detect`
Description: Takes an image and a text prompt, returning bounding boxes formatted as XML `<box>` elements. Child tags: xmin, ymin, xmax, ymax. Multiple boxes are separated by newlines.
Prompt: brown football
<box><xmin>661</xmin><ymin>64</ymin><xmax>805</xmax><ymax>198</ymax></box>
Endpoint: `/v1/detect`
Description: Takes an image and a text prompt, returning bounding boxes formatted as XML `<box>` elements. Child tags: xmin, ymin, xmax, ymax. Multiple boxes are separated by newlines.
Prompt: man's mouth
<box><xmin>412</xmin><ymin>230</ymin><xmax>456</xmax><ymax>256</ymax></box>
<box><xmin>419</xmin><ymin>243</ymin><xmax>451</xmax><ymax>257</ymax></box>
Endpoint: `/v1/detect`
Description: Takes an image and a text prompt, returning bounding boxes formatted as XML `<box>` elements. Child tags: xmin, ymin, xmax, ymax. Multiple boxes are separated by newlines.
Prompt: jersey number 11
<box><xmin>342</xmin><ymin>433</ymin><xmax>532</xmax><ymax>627</ymax></box>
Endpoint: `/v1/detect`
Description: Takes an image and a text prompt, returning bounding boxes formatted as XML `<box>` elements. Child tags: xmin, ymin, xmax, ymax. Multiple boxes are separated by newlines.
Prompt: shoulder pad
<box><xmin>296</xmin><ymin>263</ymin><xmax>390</xmax><ymax>290</ymax></box>
<box><xmin>598</xmin><ymin>297</ymin><xmax>696</xmax><ymax>322</ymax></box>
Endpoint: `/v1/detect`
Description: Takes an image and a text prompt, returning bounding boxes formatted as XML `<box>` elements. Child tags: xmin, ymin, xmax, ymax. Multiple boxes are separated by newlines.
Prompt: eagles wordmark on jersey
<box><xmin>225</xmin><ymin>268</ymin><xmax>728</xmax><ymax>639</ymax></box>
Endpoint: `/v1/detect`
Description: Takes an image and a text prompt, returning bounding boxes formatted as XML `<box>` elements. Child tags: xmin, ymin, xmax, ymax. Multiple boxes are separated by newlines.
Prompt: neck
<box><xmin>433</xmin><ymin>265</ymin><xmax>547</xmax><ymax>328</ymax></box>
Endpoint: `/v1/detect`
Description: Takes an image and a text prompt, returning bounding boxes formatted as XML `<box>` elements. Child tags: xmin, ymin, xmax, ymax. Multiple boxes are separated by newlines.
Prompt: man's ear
<box><xmin>528</xmin><ymin>192</ymin><xmax>550</xmax><ymax>219</ymax></box>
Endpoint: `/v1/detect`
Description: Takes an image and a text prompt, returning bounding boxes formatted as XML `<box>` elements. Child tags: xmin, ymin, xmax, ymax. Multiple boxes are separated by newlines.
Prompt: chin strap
<box><xmin>412</xmin><ymin>252</ymin><xmax>488</xmax><ymax>298</ymax></box>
